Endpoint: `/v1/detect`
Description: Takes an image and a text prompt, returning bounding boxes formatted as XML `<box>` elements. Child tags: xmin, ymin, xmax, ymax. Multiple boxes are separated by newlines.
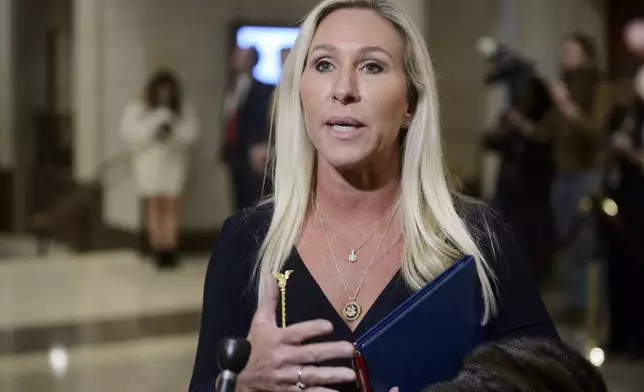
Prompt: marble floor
<box><xmin>0</xmin><ymin>246</ymin><xmax>642</xmax><ymax>391</ymax></box>
<box><xmin>0</xmin><ymin>335</ymin><xmax>198</xmax><ymax>392</ymax></box>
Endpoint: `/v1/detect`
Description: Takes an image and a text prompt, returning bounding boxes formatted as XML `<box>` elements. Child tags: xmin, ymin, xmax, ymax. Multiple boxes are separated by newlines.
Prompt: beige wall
<box><xmin>427</xmin><ymin>0</ymin><xmax>500</xmax><ymax>180</ymax></box>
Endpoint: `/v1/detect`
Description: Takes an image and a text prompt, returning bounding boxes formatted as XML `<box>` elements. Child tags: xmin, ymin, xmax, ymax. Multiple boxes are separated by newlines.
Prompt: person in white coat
<box><xmin>120</xmin><ymin>69</ymin><xmax>199</xmax><ymax>268</ymax></box>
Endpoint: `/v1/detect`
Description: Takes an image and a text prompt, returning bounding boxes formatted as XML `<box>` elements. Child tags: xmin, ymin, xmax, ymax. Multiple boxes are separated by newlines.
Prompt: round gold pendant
<box><xmin>343</xmin><ymin>301</ymin><xmax>362</xmax><ymax>322</ymax></box>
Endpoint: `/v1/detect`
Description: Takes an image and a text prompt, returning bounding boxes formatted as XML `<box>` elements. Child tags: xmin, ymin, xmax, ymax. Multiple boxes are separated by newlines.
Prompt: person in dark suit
<box><xmin>222</xmin><ymin>46</ymin><xmax>274</xmax><ymax>211</ymax></box>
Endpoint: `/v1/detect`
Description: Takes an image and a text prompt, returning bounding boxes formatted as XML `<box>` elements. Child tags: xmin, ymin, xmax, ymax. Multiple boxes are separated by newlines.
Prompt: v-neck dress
<box><xmin>189</xmin><ymin>203</ymin><xmax>558</xmax><ymax>392</ymax></box>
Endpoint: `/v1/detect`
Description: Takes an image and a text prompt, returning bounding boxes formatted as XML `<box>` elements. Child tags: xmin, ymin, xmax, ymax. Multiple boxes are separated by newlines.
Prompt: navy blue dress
<box><xmin>189</xmin><ymin>203</ymin><xmax>558</xmax><ymax>392</ymax></box>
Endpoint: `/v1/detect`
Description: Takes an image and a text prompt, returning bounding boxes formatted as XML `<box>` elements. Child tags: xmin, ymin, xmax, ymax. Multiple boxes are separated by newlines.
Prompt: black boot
<box><xmin>154</xmin><ymin>251</ymin><xmax>166</xmax><ymax>269</ymax></box>
<box><xmin>157</xmin><ymin>250</ymin><xmax>180</xmax><ymax>270</ymax></box>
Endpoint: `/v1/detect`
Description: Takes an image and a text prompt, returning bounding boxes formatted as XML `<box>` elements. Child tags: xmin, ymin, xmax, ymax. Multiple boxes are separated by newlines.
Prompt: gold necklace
<box><xmin>315</xmin><ymin>197</ymin><xmax>401</xmax><ymax>322</ymax></box>
<box><xmin>316</xmin><ymin>204</ymin><xmax>391</xmax><ymax>263</ymax></box>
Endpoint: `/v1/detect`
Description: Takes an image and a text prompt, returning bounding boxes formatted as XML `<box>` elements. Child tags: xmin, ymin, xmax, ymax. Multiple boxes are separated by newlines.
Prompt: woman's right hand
<box><xmin>236</xmin><ymin>278</ymin><xmax>357</xmax><ymax>392</ymax></box>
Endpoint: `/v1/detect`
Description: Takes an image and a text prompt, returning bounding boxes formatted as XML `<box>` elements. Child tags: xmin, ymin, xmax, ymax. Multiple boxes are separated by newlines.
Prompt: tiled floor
<box><xmin>0</xmin><ymin>247</ymin><xmax>642</xmax><ymax>391</ymax></box>
<box><xmin>0</xmin><ymin>335</ymin><xmax>198</xmax><ymax>392</ymax></box>
<box><xmin>0</xmin><ymin>251</ymin><xmax>207</xmax><ymax>329</ymax></box>
<box><xmin>0</xmin><ymin>249</ymin><xmax>207</xmax><ymax>391</ymax></box>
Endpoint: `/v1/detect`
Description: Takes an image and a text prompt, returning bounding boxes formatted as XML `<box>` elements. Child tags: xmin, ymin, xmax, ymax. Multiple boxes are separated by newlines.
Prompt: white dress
<box><xmin>120</xmin><ymin>100</ymin><xmax>199</xmax><ymax>197</ymax></box>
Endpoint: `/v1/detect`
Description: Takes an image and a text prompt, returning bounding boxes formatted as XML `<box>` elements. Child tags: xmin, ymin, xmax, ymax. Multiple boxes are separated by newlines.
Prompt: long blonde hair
<box><xmin>258</xmin><ymin>0</ymin><xmax>497</xmax><ymax>323</ymax></box>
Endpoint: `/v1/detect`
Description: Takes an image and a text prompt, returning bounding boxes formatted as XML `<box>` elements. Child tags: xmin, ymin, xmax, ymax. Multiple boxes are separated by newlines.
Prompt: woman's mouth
<box><xmin>325</xmin><ymin>116</ymin><xmax>366</xmax><ymax>134</ymax></box>
<box><xmin>331</xmin><ymin>124</ymin><xmax>359</xmax><ymax>132</ymax></box>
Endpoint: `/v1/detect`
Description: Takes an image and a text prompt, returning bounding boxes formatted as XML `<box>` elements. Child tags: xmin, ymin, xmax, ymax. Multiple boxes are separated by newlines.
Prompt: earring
<box><xmin>404</xmin><ymin>120</ymin><xmax>411</xmax><ymax>129</ymax></box>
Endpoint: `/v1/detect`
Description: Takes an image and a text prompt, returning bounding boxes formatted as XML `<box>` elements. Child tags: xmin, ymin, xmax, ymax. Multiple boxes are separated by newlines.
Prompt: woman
<box><xmin>120</xmin><ymin>70</ymin><xmax>199</xmax><ymax>269</ymax></box>
<box><xmin>190</xmin><ymin>1</ymin><xmax>557</xmax><ymax>391</ymax></box>
<box><xmin>548</xmin><ymin>33</ymin><xmax>612</xmax><ymax>323</ymax></box>
<box><xmin>423</xmin><ymin>338</ymin><xmax>608</xmax><ymax>392</ymax></box>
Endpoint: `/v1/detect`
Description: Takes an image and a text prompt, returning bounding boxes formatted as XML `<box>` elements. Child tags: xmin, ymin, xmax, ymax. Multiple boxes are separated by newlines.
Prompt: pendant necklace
<box><xmin>315</xmin><ymin>197</ymin><xmax>401</xmax><ymax>322</ymax></box>
<box><xmin>317</xmin><ymin>204</ymin><xmax>393</xmax><ymax>263</ymax></box>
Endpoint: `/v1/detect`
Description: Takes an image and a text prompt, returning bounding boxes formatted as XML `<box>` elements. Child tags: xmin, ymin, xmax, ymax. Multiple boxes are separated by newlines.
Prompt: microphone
<box><xmin>217</xmin><ymin>337</ymin><xmax>252</xmax><ymax>392</ymax></box>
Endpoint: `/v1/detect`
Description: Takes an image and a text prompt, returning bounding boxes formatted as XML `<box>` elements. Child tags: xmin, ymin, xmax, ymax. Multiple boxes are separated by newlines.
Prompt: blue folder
<box><xmin>352</xmin><ymin>255</ymin><xmax>484</xmax><ymax>392</ymax></box>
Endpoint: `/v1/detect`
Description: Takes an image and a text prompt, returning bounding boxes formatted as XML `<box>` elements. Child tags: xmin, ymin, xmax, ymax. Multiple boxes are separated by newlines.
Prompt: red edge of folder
<box><xmin>352</xmin><ymin>349</ymin><xmax>372</xmax><ymax>392</ymax></box>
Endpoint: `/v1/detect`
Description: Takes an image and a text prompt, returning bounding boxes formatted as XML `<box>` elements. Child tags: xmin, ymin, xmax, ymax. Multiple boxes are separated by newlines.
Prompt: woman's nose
<box><xmin>332</xmin><ymin>69</ymin><xmax>361</xmax><ymax>105</ymax></box>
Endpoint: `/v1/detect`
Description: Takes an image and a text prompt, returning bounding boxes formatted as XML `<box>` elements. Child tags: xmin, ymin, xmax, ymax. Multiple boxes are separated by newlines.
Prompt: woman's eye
<box><xmin>363</xmin><ymin>62</ymin><xmax>384</xmax><ymax>74</ymax></box>
<box><xmin>315</xmin><ymin>60</ymin><xmax>334</xmax><ymax>73</ymax></box>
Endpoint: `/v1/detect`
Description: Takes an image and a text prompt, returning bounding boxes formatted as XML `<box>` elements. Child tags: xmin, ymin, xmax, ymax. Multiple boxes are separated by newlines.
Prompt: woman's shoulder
<box><xmin>454</xmin><ymin>197</ymin><xmax>507</xmax><ymax>242</ymax></box>
<box><xmin>218</xmin><ymin>203</ymin><xmax>274</xmax><ymax>252</ymax></box>
<box><xmin>453</xmin><ymin>196</ymin><xmax>518</xmax><ymax>270</ymax></box>
<box><xmin>206</xmin><ymin>204</ymin><xmax>273</xmax><ymax>283</ymax></box>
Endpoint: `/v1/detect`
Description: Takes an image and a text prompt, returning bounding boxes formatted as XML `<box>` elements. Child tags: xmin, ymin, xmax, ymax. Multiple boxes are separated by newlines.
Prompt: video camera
<box><xmin>477</xmin><ymin>37</ymin><xmax>552</xmax><ymax>123</ymax></box>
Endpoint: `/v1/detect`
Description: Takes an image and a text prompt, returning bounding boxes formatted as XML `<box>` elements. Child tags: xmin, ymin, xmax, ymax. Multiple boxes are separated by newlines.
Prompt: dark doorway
<box><xmin>13</xmin><ymin>0</ymin><xmax>73</xmax><ymax>233</ymax></box>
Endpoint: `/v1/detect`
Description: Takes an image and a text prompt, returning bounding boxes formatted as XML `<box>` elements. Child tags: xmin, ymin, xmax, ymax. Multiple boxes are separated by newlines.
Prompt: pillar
<box><xmin>73</xmin><ymin>0</ymin><xmax>101</xmax><ymax>182</ymax></box>
<box><xmin>0</xmin><ymin>0</ymin><xmax>14</xmax><ymax>169</ymax></box>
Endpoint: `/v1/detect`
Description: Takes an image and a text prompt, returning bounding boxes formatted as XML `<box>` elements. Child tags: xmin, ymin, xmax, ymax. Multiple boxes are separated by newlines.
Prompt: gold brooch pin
<box><xmin>274</xmin><ymin>270</ymin><xmax>294</xmax><ymax>328</ymax></box>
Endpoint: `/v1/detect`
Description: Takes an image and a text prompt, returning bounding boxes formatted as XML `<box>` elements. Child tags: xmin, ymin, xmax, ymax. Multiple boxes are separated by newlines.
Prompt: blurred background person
<box><xmin>120</xmin><ymin>69</ymin><xmax>200</xmax><ymax>269</ymax></box>
<box><xmin>548</xmin><ymin>33</ymin><xmax>612</xmax><ymax>324</ymax></box>
<box><xmin>479</xmin><ymin>39</ymin><xmax>556</xmax><ymax>281</ymax></box>
<box><xmin>221</xmin><ymin>46</ymin><xmax>273</xmax><ymax>211</ymax></box>
<box><xmin>602</xmin><ymin>19</ymin><xmax>644</xmax><ymax>360</ymax></box>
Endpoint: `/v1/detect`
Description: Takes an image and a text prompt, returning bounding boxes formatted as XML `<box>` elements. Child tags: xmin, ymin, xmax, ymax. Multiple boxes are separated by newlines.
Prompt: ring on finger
<box><xmin>296</xmin><ymin>366</ymin><xmax>307</xmax><ymax>390</ymax></box>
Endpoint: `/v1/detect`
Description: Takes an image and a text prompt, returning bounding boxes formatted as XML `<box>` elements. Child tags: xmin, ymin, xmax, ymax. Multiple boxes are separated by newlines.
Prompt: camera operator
<box><xmin>480</xmin><ymin>40</ymin><xmax>556</xmax><ymax>280</ymax></box>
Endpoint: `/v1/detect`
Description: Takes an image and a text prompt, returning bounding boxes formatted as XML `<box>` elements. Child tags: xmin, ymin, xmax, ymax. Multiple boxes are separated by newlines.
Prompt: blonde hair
<box><xmin>258</xmin><ymin>0</ymin><xmax>497</xmax><ymax>323</ymax></box>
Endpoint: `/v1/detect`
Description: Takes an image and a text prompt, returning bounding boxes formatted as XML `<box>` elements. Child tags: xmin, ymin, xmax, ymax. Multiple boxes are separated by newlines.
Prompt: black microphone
<box><xmin>217</xmin><ymin>337</ymin><xmax>252</xmax><ymax>392</ymax></box>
